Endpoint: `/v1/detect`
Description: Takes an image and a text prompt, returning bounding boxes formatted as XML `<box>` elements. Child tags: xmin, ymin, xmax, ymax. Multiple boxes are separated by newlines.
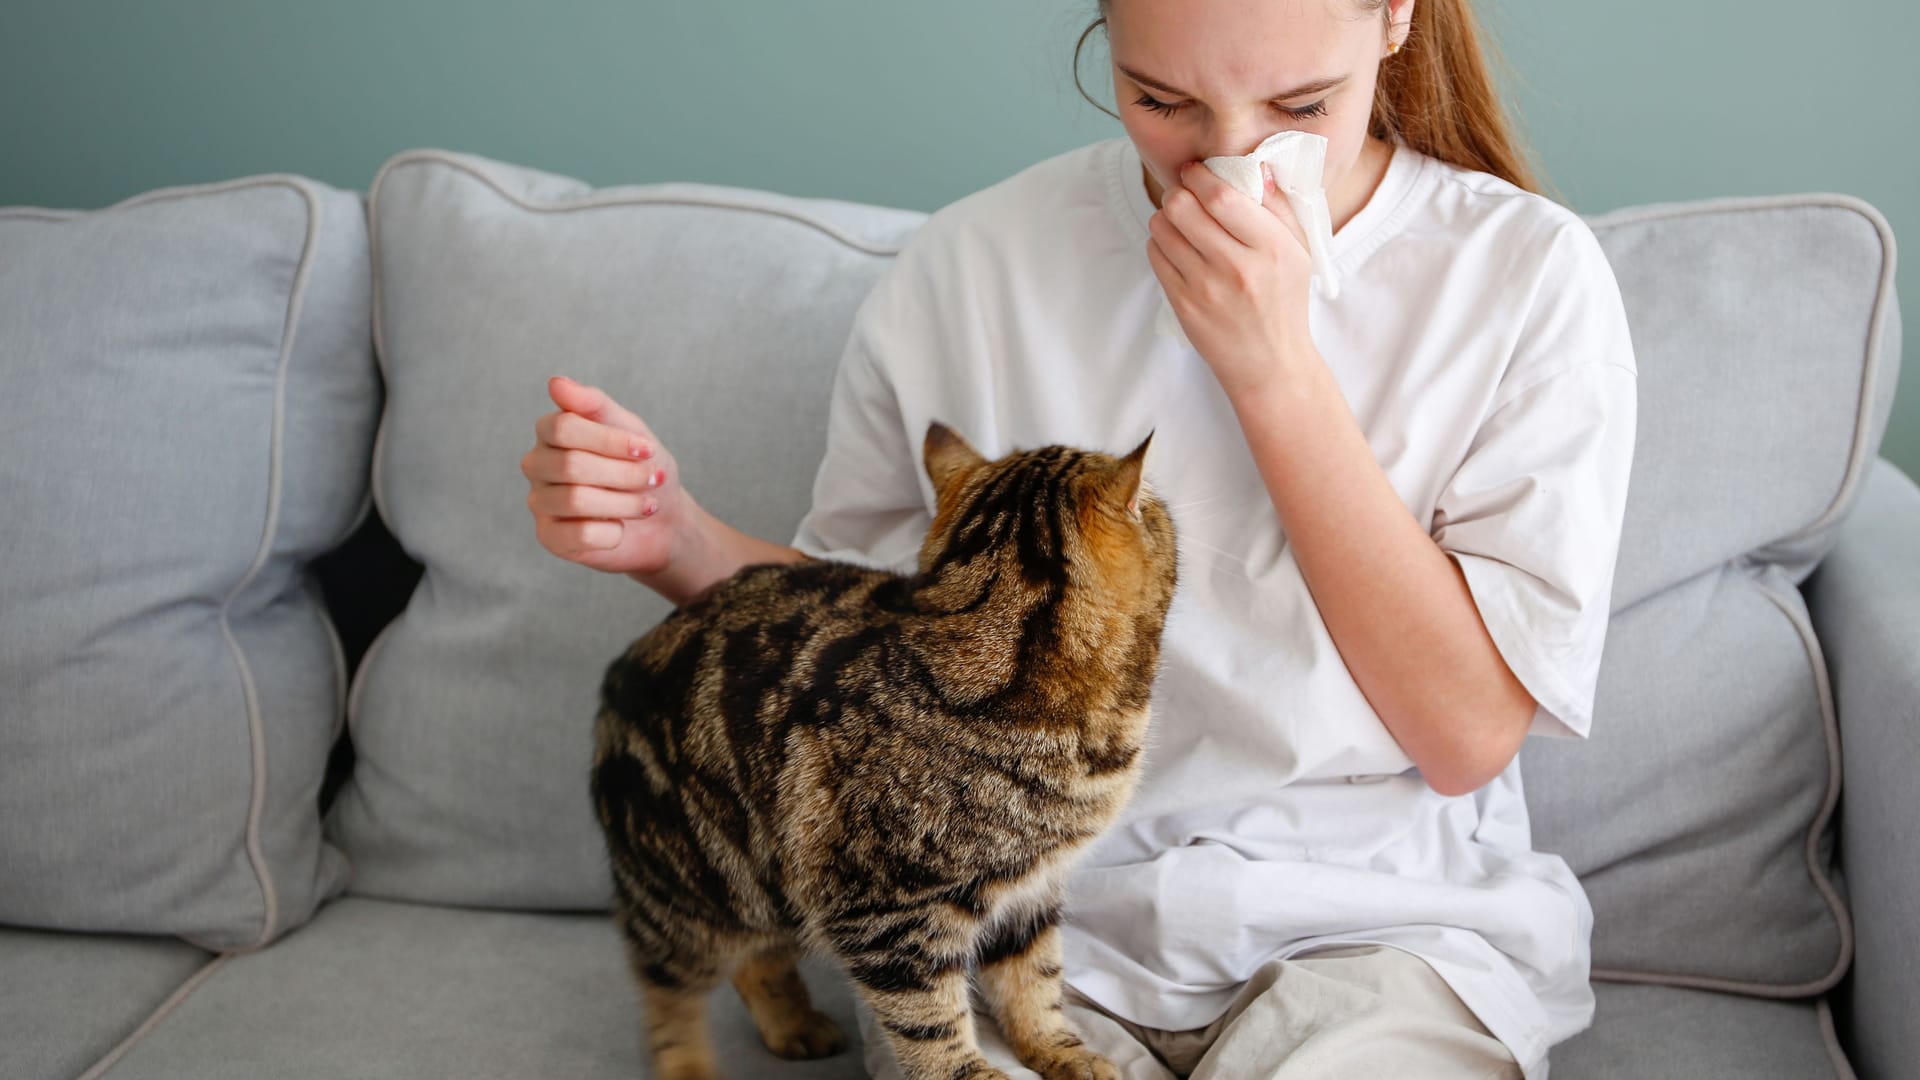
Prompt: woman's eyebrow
<box><xmin>1116</xmin><ymin>63</ymin><xmax>1348</xmax><ymax>101</ymax></box>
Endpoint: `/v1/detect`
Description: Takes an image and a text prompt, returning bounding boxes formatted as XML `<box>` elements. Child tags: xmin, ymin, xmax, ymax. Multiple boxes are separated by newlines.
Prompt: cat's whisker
<box><xmin>1179</xmin><ymin>539</ymin><xmax>1259</xmax><ymax>583</ymax></box>
<box><xmin>1180</xmin><ymin>536</ymin><xmax>1252</xmax><ymax>565</ymax></box>
<box><xmin>1161</xmin><ymin>507</ymin><xmax>1241</xmax><ymax>533</ymax></box>
<box><xmin>1167</xmin><ymin>507</ymin><xmax>1240</xmax><ymax>530</ymax></box>
<box><xmin>1161</xmin><ymin>494</ymin><xmax>1251</xmax><ymax>523</ymax></box>
<box><xmin>1161</xmin><ymin>494</ymin><xmax>1235</xmax><ymax>514</ymax></box>
<box><xmin>1189</xmin><ymin>557</ymin><xmax>1255</xmax><ymax>585</ymax></box>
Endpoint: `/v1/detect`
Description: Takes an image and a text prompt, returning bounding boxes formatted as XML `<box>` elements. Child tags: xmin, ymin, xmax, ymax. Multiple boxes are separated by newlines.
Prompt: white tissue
<box><xmin>1155</xmin><ymin>130</ymin><xmax>1341</xmax><ymax>347</ymax></box>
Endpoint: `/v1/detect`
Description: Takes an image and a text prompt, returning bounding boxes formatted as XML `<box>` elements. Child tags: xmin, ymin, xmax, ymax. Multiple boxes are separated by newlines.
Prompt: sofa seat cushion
<box><xmin>1552</xmin><ymin>983</ymin><xmax>1852</xmax><ymax>1080</ymax></box>
<box><xmin>75</xmin><ymin>896</ymin><xmax>867</xmax><ymax>1080</ymax></box>
<box><xmin>0</xmin><ymin>925</ymin><xmax>214</xmax><ymax>1080</ymax></box>
<box><xmin>69</xmin><ymin>896</ymin><xmax>1853</xmax><ymax>1079</ymax></box>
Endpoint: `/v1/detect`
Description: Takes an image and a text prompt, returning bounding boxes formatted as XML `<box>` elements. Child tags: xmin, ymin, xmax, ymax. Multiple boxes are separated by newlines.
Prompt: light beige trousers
<box><xmin>858</xmin><ymin>944</ymin><xmax>1524</xmax><ymax>1080</ymax></box>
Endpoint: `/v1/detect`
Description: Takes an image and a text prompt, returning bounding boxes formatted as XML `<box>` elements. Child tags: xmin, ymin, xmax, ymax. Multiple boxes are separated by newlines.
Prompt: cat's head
<box><xmin>915</xmin><ymin>422</ymin><xmax>1177</xmax><ymax>614</ymax></box>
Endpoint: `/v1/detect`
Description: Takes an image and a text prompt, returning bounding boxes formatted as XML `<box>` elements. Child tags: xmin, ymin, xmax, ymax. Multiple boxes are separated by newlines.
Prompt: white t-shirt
<box><xmin>790</xmin><ymin>135</ymin><xmax>1638</xmax><ymax>1079</ymax></box>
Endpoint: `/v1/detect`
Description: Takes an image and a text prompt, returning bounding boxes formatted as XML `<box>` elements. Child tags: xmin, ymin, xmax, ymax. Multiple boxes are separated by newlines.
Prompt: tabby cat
<box><xmin>590</xmin><ymin>421</ymin><xmax>1178</xmax><ymax>1080</ymax></box>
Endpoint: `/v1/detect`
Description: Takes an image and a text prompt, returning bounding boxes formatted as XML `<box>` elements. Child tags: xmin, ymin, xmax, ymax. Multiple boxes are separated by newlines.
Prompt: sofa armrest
<box><xmin>1802</xmin><ymin>456</ymin><xmax>1920</xmax><ymax>1079</ymax></box>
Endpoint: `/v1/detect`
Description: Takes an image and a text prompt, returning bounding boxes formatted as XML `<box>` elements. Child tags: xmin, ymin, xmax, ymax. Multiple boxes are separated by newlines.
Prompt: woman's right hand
<box><xmin>522</xmin><ymin>375</ymin><xmax>687</xmax><ymax>576</ymax></box>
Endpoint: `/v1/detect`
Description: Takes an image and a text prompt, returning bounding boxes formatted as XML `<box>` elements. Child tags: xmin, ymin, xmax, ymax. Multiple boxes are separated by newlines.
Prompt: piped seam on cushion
<box><xmin>196</xmin><ymin>177</ymin><xmax>327</xmax><ymax>951</ymax></box>
<box><xmin>320</xmin><ymin>584</ymin><xmax>350</xmax><ymax>756</ymax></box>
<box><xmin>320</xmin><ymin>602</ymin><xmax>415</xmax><ymax>898</ymax></box>
<box><xmin>361</xmin><ymin>148</ymin><xmax>916</xmax><ymax>390</ymax></box>
<box><xmin>1590</xmin><ymin>562</ymin><xmax>1854</xmax><ymax>998</ymax></box>
<box><xmin>1588</xmin><ymin>194</ymin><xmax>1898</xmax><ymax>555</ymax></box>
<box><xmin>1817</xmin><ymin>997</ymin><xmax>1863</xmax><ymax>1080</ymax></box>
<box><xmin>351</xmin><ymin>147</ymin><xmax>921</xmax><ymax>709</ymax></box>
<box><xmin>10</xmin><ymin>174</ymin><xmax>336</xmax><ymax>953</ymax></box>
<box><xmin>73</xmin><ymin>953</ymin><xmax>232</xmax><ymax>1080</ymax></box>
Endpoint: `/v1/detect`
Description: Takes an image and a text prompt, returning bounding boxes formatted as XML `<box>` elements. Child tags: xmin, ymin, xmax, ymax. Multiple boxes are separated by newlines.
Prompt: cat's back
<box><xmin>624</xmin><ymin>557</ymin><xmax>899</xmax><ymax>677</ymax></box>
<box><xmin>595</xmin><ymin>558</ymin><xmax>903</xmax><ymax>762</ymax></box>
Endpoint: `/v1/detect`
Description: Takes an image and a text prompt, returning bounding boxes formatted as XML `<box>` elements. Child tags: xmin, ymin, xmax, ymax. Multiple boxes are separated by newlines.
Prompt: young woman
<box><xmin>521</xmin><ymin>0</ymin><xmax>1637</xmax><ymax>1075</ymax></box>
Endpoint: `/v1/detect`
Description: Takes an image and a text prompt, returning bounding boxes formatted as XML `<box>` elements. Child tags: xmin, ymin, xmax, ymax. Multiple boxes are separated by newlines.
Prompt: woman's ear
<box><xmin>1387</xmin><ymin>0</ymin><xmax>1415</xmax><ymax>54</ymax></box>
<box><xmin>923</xmin><ymin>421</ymin><xmax>987</xmax><ymax>501</ymax></box>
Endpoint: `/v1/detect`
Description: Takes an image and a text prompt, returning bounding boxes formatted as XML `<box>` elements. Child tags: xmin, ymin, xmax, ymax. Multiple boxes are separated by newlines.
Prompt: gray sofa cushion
<box><xmin>1528</xmin><ymin>563</ymin><xmax>1845</xmax><ymax>983</ymax></box>
<box><xmin>86</xmin><ymin>896</ymin><xmax>868</xmax><ymax>1080</ymax></box>
<box><xmin>1588</xmin><ymin>197</ymin><xmax>1902</xmax><ymax>608</ymax></box>
<box><xmin>325</xmin><ymin>150</ymin><xmax>925</xmax><ymax>907</ymax></box>
<box><xmin>1552</xmin><ymin>983</ymin><xmax>1852</xmax><ymax>1080</ymax></box>
<box><xmin>0</xmin><ymin>926</ymin><xmax>213</xmax><ymax>1080</ymax></box>
<box><xmin>1523</xmin><ymin>196</ymin><xmax>1900</xmax><ymax>992</ymax></box>
<box><xmin>0</xmin><ymin>178</ymin><xmax>377</xmax><ymax>948</ymax></box>
<box><xmin>73</xmin><ymin>896</ymin><xmax>1849</xmax><ymax>1080</ymax></box>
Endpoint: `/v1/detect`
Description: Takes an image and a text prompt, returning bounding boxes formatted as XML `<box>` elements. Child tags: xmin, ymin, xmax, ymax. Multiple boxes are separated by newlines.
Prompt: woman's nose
<box><xmin>1203</xmin><ymin>125</ymin><xmax>1277</xmax><ymax>162</ymax></box>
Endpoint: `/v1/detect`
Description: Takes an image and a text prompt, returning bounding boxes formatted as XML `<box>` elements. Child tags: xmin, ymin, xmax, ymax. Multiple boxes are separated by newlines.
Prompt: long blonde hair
<box><xmin>1073</xmin><ymin>0</ymin><xmax>1547</xmax><ymax>195</ymax></box>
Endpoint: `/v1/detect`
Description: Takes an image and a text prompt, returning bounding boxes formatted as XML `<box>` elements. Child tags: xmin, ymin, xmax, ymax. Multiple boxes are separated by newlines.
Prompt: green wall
<box><xmin>3</xmin><ymin>0</ymin><xmax>1913</xmax><ymax>475</ymax></box>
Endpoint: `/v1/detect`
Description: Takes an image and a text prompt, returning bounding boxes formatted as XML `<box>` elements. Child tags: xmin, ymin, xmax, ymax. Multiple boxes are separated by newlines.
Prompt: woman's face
<box><xmin>1105</xmin><ymin>0</ymin><xmax>1407</xmax><ymax>209</ymax></box>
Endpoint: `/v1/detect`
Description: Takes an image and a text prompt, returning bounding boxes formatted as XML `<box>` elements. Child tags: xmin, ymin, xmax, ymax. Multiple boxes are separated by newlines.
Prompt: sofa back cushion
<box><xmin>324</xmin><ymin>150</ymin><xmax>925</xmax><ymax>906</ymax></box>
<box><xmin>0</xmin><ymin>177</ymin><xmax>378</xmax><ymax>948</ymax></box>
<box><xmin>1522</xmin><ymin>195</ymin><xmax>1900</xmax><ymax>993</ymax></box>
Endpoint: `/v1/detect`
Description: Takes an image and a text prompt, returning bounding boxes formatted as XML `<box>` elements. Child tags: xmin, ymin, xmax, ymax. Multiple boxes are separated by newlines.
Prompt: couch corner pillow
<box><xmin>0</xmin><ymin>175</ymin><xmax>379</xmax><ymax>948</ymax></box>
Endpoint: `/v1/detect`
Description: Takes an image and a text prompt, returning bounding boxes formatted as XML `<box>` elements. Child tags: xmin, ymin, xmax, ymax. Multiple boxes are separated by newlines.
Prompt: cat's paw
<box><xmin>1027</xmin><ymin>1045</ymin><xmax>1121</xmax><ymax>1080</ymax></box>
<box><xmin>762</xmin><ymin>1007</ymin><xmax>847</xmax><ymax>1059</ymax></box>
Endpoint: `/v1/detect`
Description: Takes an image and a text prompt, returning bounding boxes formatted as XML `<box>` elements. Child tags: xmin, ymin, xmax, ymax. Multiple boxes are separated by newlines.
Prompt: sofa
<box><xmin>0</xmin><ymin>147</ymin><xmax>1912</xmax><ymax>1080</ymax></box>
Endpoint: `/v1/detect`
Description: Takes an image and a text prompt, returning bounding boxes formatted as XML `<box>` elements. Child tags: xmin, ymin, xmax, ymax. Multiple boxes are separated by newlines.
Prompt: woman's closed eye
<box><xmin>1131</xmin><ymin>93</ymin><xmax>1330</xmax><ymax>121</ymax></box>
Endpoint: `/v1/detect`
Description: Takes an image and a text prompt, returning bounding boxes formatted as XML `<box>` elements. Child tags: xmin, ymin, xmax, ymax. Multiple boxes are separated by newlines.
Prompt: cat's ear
<box><xmin>1095</xmin><ymin>431</ymin><xmax>1153</xmax><ymax>519</ymax></box>
<box><xmin>923</xmin><ymin>421</ymin><xmax>987</xmax><ymax>498</ymax></box>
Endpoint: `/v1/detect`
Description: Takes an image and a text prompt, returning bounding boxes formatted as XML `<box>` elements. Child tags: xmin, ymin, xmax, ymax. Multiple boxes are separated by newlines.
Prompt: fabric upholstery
<box><xmin>1583</xmin><ymin>196</ymin><xmax>1901</xmax><ymax>609</ymax></box>
<box><xmin>0</xmin><ymin>925</ymin><xmax>213</xmax><ymax>1080</ymax></box>
<box><xmin>325</xmin><ymin>150</ymin><xmax>925</xmax><ymax>907</ymax></box>
<box><xmin>78</xmin><ymin>896</ymin><xmax>1852</xmax><ymax>1080</ymax></box>
<box><xmin>1550</xmin><ymin>983</ymin><xmax>1851</xmax><ymax>1079</ymax></box>
<box><xmin>0</xmin><ymin>177</ymin><xmax>377</xmax><ymax>947</ymax></box>
<box><xmin>1522</xmin><ymin>195</ymin><xmax>1899</xmax><ymax>991</ymax></box>
<box><xmin>1805</xmin><ymin>457</ymin><xmax>1920</xmax><ymax>1080</ymax></box>
<box><xmin>87</xmin><ymin>897</ymin><xmax>866</xmax><ymax>1080</ymax></box>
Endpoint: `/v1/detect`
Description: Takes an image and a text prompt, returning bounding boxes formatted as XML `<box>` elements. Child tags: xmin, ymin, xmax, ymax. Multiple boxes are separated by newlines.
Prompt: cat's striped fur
<box><xmin>590</xmin><ymin>422</ymin><xmax>1178</xmax><ymax>1080</ymax></box>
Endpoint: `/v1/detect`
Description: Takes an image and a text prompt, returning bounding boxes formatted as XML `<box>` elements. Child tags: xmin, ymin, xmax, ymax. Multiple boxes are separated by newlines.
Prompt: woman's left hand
<box><xmin>1148</xmin><ymin>159</ymin><xmax>1317</xmax><ymax>400</ymax></box>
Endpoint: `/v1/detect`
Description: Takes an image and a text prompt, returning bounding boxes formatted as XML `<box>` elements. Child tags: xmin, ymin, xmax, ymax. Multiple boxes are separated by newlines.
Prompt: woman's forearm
<box><xmin>626</xmin><ymin>496</ymin><xmax>810</xmax><ymax>608</ymax></box>
<box><xmin>1231</xmin><ymin>351</ymin><xmax>1538</xmax><ymax>796</ymax></box>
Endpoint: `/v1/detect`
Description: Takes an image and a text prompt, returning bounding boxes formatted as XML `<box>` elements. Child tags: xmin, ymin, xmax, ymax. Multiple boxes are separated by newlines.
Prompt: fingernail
<box><xmin>642</xmin><ymin>500</ymin><xmax>658</xmax><ymax>518</ymax></box>
<box><xmin>629</xmin><ymin>438</ymin><xmax>646</xmax><ymax>458</ymax></box>
<box><xmin>649</xmin><ymin>468</ymin><xmax>666</xmax><ymax>488</ymax></box>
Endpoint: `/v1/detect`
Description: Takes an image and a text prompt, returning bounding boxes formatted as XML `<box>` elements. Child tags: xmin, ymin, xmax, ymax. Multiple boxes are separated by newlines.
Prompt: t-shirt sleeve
<box><xmin>787</xmin><ymin>271</ymin><xmax>934</xmax><ymax>577</ymax></box>
<box><xmin>1430</xmin><ymin>218</ymin><xmax>1639</xmax><ymax>740</ymax></box>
